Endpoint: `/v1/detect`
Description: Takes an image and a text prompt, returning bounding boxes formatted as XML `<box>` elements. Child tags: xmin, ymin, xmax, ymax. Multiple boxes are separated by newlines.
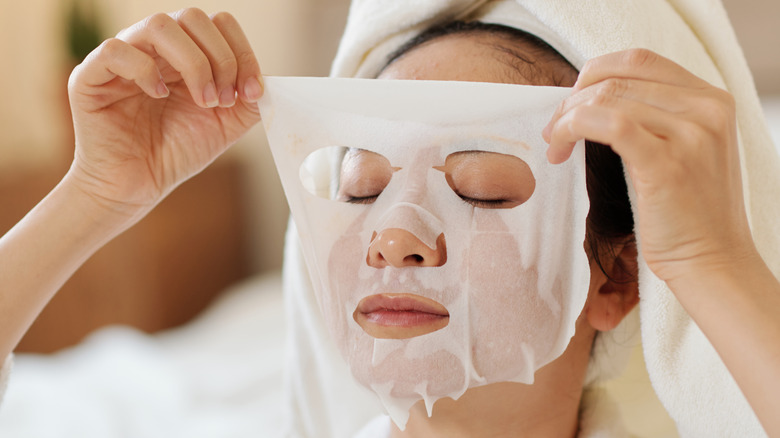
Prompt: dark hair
<box><xmin>383</xmin><ymin>21</ymin><xmax>635</xmax><ymax>279</ymax></box>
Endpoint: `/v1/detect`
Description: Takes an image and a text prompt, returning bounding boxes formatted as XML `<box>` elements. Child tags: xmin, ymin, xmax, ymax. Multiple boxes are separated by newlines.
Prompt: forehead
<box><xmin>378</xmin><ymin>33</ymin><xmax>540</xmax><ymax>85</ymax></box>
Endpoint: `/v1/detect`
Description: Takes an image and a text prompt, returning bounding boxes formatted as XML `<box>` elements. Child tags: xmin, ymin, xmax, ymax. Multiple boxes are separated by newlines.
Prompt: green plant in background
<box><xmin>65</xmin><ymin>0</ymin><xmax>103</xmax><ymax>63</ymax></box>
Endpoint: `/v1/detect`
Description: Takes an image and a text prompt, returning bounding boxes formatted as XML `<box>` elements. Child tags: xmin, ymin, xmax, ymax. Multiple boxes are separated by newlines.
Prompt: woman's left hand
<box><xmin>544</xmin><ymin>49</ymin><xmax>780</xmax><ymax>436</ymax></box>
<box><xmin>543</xmin><ymin>48</ymin><xmax>755</xmax><ymax>286</ymax></box>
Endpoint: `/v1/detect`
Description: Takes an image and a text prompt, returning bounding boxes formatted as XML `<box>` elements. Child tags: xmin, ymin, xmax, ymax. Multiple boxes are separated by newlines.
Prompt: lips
<box><xmin>354</xmin><ymin>293</ymin><xmax>449</xmax><ymax>339</ymax></box>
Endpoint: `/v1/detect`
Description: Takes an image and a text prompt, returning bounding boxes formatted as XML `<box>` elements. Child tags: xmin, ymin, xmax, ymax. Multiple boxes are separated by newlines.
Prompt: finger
<box><xmin>173</xmin><ymin>8</ymin><xmax>238</xmax><ymax>108</ymax></box>
<box><xmin>547</xmin><ymin>101</ymin><xmax>668</xmax><ymax>166</ymax></box>
<box><xmin>119</xmin><ymin>13</ymin><xmax>219</xmax><ymax>108</ymax></box>
<box><xmin>551</xmin><ymin>91</ymin><xmax>682</xmax><ymax>149</ymax></box>
<box><xmin>574</xmin><ymin>49</ymin><xmax>712</xmax><ymax>92</ymax></box>
<box><xmin>70</xmin><ymin>38</ymin><xmax>168</xmax><ymax>107</ymax></box>
<box><xmin>211</xmin><ymin>11</ymin><xmax>264</xmax><ymax>103</ymax></box>
<box><xmin>544</xmin><ymin>78</ymin><xmax>717</xmax><ymax>141</ymax></box>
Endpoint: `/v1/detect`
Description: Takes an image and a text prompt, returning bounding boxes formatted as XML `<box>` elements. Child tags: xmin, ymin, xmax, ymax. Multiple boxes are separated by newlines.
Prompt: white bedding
<box><xmin>0</xmin><ymin>272</ymin><xmax>286</xmax><ymax>438</ymax></box>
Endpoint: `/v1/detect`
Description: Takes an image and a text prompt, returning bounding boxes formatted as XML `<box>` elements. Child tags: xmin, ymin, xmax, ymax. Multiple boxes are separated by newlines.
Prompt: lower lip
<box><xmin>354</xmin><ymin>294</ymin><xmax>450</xmax><ymax>339</ymax></box>
<box><xmin>362</xmin><ymin>310</ymin><xmax>448</xmax><ymax>327</ymax></box>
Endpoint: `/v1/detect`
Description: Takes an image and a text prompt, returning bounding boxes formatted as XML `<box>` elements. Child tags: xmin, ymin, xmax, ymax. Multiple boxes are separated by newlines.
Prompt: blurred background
<box><xmin>0</xmin><ymin>0</ymin><xmax>778</xmax><ymax>354</ymax></box>
<box><xmin>0</xmin><ymin>1</ymin><xmax>777</xmax><ymax>436</ymax></box>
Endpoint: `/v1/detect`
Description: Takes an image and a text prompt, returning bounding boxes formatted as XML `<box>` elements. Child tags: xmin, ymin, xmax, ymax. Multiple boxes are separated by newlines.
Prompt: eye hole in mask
<box><xmin>337</xmin><ymin>148</ymin><xmax>398</xmax><ymax>204</ymax></box>
<box><xmin>300</xmin><ymin>147</ymin><xmax>536</xmax><ymax>209</ymax></box>
<box><xmin>433</xmin><ymin>150</ymin><xmax>536</xmax><ymax>209</ymax></box>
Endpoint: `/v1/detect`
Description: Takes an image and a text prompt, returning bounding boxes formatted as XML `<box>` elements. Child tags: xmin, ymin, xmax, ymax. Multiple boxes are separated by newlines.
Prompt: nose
<box><xmin>366</xmin><ymin>229</ymin><xmax>447</xmax><ymax>268</ymax></box>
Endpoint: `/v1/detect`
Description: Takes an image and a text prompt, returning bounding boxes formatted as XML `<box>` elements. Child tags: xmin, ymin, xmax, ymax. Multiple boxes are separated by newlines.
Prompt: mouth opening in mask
<box><xmin>354</xmin><ymin>293</ymin><xmax>450</xmax><ymax>339</ymax></box>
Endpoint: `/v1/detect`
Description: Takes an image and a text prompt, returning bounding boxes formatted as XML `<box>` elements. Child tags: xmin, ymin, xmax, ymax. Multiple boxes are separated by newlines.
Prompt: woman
<box><xmin>283</xmin><ymin>21</ymin><xmax>639</xmax><ymax>437</ymax></box>
<box><xmin>0</xmin><ymin>5</ymin><xmax>778</xmax><ymax>437</ymax></box>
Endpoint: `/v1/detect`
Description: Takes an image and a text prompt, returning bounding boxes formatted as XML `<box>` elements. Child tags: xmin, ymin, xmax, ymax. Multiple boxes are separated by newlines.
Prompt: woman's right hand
<box><xmin>66</xmin><ymin>8</ymin><xmax>263</xmax><ymax>222</ymax></box>
<box><xmin>0</xmin><ymin>8</ymin><xmax>265</xmax><ymax>366</ymax></box>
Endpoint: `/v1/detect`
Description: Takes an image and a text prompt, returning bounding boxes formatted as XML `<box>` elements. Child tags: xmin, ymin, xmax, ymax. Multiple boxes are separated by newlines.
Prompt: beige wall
<box><xmin>0</xmin><ymin>0</ymin><xmax>71</xmax><ymax>168</ymax></box>
<box><xmin>723</xmin><ymin>0</ymin><xmax>780</xmax><ymax>94</ymax></box>
<box><xmin>98</xmin><ymin>0</ymin><xmax>348</xmax><ymax>77</ymax></box>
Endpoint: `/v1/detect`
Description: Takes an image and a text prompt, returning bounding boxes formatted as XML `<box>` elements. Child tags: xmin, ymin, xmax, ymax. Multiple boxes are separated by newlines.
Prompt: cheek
<box><xmin>467</xmin><ymin>212</ymin><xmax>559</xmax><ymax>381</ymax></box>
<box><xmin>323</xmin><ymin>214</ymin><xmax>370</xmax><ymax>351</ymax></box>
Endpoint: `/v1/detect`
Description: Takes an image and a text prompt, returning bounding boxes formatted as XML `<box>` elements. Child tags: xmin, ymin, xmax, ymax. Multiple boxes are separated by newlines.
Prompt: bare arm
<box><xmin>0</xmin><ymin>8</ymin><xmax>263</xmax><ymax>363</ymax></box>
<box><xmin>0</xmin><ymin>173</ymin><xmax>134</xmax><ymax>361</ymax></box>
<box><xmin>545</xmin><ymin>48</ymin><xmax>780</xmax><ymax>435</ymax></box>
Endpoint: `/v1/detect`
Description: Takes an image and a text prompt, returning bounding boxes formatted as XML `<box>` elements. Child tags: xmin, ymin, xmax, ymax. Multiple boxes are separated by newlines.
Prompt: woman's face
<box><xmin>340</xmin><ymin>32</ymin><xmax>579</xmax><ymax>338</ymax></box>
<box><xmin>316</xmin><ymin>31</ymin><xmax>590</xmax><ymax>420</ymax></box>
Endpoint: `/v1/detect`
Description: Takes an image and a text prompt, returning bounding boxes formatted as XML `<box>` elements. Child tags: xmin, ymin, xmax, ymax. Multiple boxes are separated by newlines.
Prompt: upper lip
<box><xmin>356</xmin><ymin>293</ymin><xmax>449</xmax><ymax>316</ymax></box>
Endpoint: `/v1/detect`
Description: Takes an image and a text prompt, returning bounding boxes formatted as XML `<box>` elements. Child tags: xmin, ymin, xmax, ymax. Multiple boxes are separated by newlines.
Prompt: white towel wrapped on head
<box><xmin>282</xmin><ymin>1</ymin><xmax>780</xmax><ymax>436</ymax></box>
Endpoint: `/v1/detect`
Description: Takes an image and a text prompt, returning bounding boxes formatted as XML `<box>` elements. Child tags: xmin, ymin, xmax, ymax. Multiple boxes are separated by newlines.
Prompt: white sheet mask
<box><xmin>259</xmin><ymin>77</ymin><xmax>590</xmax><ymax>429</ymax></box>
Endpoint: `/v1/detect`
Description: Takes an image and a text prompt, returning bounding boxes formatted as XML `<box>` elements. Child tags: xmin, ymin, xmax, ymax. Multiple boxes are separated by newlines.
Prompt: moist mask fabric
<box><xmin>259</xmin><ymin>76</ymin><xmax>590</xmax><ymax>429</ymax></box>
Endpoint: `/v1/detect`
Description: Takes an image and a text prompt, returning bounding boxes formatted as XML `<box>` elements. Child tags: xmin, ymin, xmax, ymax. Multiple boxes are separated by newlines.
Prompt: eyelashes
<box><xmin>335</xmin><ymin>150</ymin><xmax>534</xmax><ymax>210</ymax></box>
<box><xmin>457</xmin><ymin>196</ymin><xmax>511</xmax><ymax>208</ymax></box>
<box><xmin>344</xmin><ymin>195</ymin><xmax>380</xmax><ymax>205</ymax></box>
<box><xmin>342</xmin><ymin>192</ymin><xmax>511</xmax><ymax>208</ymax></box>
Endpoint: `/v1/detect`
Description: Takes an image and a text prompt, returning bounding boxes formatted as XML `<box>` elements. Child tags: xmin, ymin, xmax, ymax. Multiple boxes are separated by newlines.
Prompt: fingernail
<box><xmin>203</xmin><ymin>82</ymin><xmax>219</xmax><ymax>108</ymax></box>
<box><xmin>156</xmin><ymin>80</ymin><xmax>169</xmax><ymax>98</ymax></box>
<box><xmin>219</xmin><ymin>86</ymin><xmax>236</xmax><ymax>107</ymax></box>
<box><xmin>244</xmin><ymin>76</ymin><xmax>263</xmax><ymax>102</ymax></box>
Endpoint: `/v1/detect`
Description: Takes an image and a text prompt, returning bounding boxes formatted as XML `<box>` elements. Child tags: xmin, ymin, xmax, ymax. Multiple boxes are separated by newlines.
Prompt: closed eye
<box><xmin>457</xmin><ymin>195</ymin><xmax>512</xmax><ymax>208</ymax></box>
<box><xmin>344</xmin><ymin>195</ymin><xmax>380</xmax><ymax>205</ymax></box>
<box><xmin>336</xmin><ymin>148</ymin><xmax>395</xmax><ymax>204</ymax></box>
<box><xmin>435</xmin><ymin>150</ymin><xmax>535</xmax><ymax>210</ymax></box>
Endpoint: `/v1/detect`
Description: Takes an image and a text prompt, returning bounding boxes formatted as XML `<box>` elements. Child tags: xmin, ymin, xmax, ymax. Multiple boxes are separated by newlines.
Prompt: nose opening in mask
<box><xmin>366</xmin><ymin>229</ymin><xmax>447</xmax><ymax>268</ymax></box>
<box><xmin>367</xmin><ymin>201</ymin><xmax>446</xmax><ymax>258</ymax></box>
